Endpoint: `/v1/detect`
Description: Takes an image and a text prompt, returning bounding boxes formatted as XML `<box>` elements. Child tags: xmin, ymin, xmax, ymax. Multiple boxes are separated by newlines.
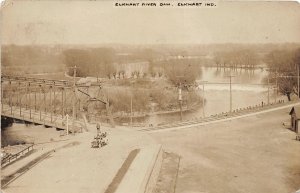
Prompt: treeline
<box><xmin>213</xmin><ymin>49</ymin><xmax>260</xmax><ymax>69</ymax></box>
<box><xmin>63</xmin><ymin>48</ymin><xmax>202</xmax><ymax>86</ymax></box>
<box><xmin>4</xmin><ymin>44</ymin><xmax>300</xmax><ymax>88</ymax></box>
<box><xmin>63</xmin><ymin>48</ymin><xmax>164</xmax><ymax>79</ymax></box>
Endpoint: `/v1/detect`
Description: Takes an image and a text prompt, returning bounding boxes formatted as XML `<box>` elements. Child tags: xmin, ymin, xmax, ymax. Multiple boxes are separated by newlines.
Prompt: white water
<box><xmin>146</xmin><ymin>67</ymin><xmax>285</xmax><ymax>125</ymax></box>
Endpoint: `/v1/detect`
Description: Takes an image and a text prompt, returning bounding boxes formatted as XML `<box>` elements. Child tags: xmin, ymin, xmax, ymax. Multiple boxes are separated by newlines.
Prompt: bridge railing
<box><xmin>1</xmin><ymin>144</ymin><xmax>34</xmax><ymax>167</ymax></box>
<box><xmin>1</xmin><ymin>104</ymin><xmax>84</xmax><ymax>133</ymax></box>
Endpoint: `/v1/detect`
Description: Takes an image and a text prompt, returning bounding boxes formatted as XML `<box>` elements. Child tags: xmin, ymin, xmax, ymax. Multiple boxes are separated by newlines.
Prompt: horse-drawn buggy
<box><xmin>91</xmin><ymin>131</ymin><xmax>108</xmax><ymax>148</ymax></box>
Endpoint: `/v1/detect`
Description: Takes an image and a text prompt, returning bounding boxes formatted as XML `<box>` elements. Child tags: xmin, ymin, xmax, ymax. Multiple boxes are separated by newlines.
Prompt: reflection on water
<box><xmin>199</xmin><ymin>66</ymin><xmax>268</xmax><ymax>84</ymax></box>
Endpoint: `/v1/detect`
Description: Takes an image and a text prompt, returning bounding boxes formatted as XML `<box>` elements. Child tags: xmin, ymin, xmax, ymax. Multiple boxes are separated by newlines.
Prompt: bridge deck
<box><xmin>1</xmin><ymin>104</ymin><xmax>82</xmax><ymax>131</ymax></box>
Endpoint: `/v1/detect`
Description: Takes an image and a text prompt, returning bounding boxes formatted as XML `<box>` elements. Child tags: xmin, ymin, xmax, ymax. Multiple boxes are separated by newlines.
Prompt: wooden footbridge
<box><xmin>1</xmin><ymin>74</ymin><xmax>115</xmax><ymax>132</ymax></box>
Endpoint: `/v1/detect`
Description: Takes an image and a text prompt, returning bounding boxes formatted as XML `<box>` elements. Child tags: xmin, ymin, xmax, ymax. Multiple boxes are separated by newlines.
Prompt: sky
<box><xmin>1</xmin><ymin>0</ymin><xmax>300</xmax><ymax>45</ymax></box>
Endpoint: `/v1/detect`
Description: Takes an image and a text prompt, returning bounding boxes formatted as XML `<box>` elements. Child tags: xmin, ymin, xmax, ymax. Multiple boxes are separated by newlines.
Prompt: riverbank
<box><xmin>3</xmin><ymin>65</ymin><xmax>283</xmax><ymax>127</ymax></box>
<box><xmin>114</xmin><ymin>101</ymin><xmax>201</xmax><ymax>119</ymax></box>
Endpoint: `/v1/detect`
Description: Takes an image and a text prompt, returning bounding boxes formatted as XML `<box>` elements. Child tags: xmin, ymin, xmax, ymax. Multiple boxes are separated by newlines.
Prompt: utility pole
<box><xmin>130</xmin><ymin>81</ymin><xmax>134</xmax><ymax>127</ymax></box>
<box><xmin>130</xmin><ymin>95</ymin><xmax>133</xmax><ymax>127</ymax></box>
<box><xmin>39</xmin><ymin>85</ymin><xmax>42</xmax><ymax>121</ymax></box>
<box><xmin>230</xmin><ymin>75</ymin><xmax>232</xmax><ymax>112</ymax></box>
<box><xmin>178</xmin><ymin>82</ymin><xmax>183</xmax><ymax>121</ymax></box>
<box><xmin>34</xmin><ymin>87</ymin><xmax>37</xmax><ymax>111</ymax></box>
<box><xmin>226</xmin><ymin>73</ymin><xmax>235</xmax><ymax>113</ymax></box>
<box><xmin>267</xmin><ymin>76</ymin><xmax>270</xmax><ymax>105</ymax></box>
<box><xmin>175</xmin><ymin>76</ymin><xmax>184</xmax><ymax>122</ymax></box>
<box><xmin>297</xmin><ymin>64</ymin><xmax>299</xmax><ymax>98</ymax></box>
<box><xmin>19</xmin><ymin>82</ymin><xmax>21</xmax><ymax>116</ymax></box>
<box><xmin>1</xmin><ymin>80</ymin><xmax>3</xmax><ymax>114</ymax></box>
<box><xmin>9</xmin><ymin>81</ymin><xmax>12</xmax><ymax>115</ymax></box>
<box><xmin>50</xmin><ymin>85</ymin><xmax>52</xmax><ymax>122</ymax></box>
<box><xmin>62</xmin><ymin>88</ymin><xmax>65</xmax><ymax>118</ymax></box>
<box><xmin>275</xmin><ymin>70</ymin><xmax>278</xmax><ymax>103</ymax></box>
<box><xmin>202</xmin><ymin>83</ymin><xmax>205</xmax><ymax>117</ymax></box>
<box><xmin>72</xmin><ymin>65</ymin><xmax>77</xmax><ymax>134</ymax></box>
<box><xmin>198</xmin><ymin>81</ymin><xmax>208</xmax><ymax>118</ymax></box>
<box><xmin>53</xmin><ymin>82</ymin><xmax>56</xmax><ymax>118</ymax></box>
<box><xmin>66</xmin><ymin>114</ymin><xmax>69</xmax><ymax>135</ymax></box>
<box><xmin>44</xmin><ymin>84</ymin><xmax>46</xmax><ymax>113</ymax></box>
<box><xmin>28</xmin><ymin>83</ymin><xmax>32</xmax><ymax>119</ymax></box>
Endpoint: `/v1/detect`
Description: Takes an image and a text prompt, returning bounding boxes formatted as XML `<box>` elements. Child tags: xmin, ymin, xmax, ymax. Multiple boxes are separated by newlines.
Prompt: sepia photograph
<box><xmin>1</xmin><ymin>0</ymin><xmax>300</xmax><ymax>193</ymax></box>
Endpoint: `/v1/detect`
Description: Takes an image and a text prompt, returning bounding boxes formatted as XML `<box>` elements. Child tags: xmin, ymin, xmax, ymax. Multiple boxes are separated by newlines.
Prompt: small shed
<box><xmin>289</xmin><ymin>107</ymin><xmax>300</xmax><ymax>133</ymax></box>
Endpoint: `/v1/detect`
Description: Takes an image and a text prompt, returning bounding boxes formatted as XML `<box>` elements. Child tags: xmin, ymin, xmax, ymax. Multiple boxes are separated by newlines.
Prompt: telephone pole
<box><xmin>178</xmin><ymin>82</ymin><xmax>183</xmax><ymax>121</ymax></box>
<box><xmin>275</xmin><ymin>70</ymin><xmax>278</xmax><ymax>103</ymax></box>
<box><xmin>130</xmin><ymin>95</ymin><xmax>133</xmax><ymax>127</ymax></box>
<box><xmin>297</xmin><ymin>64</ymin><xmax>299</xmax><ymax>98</ymax></box>
<box><xmin>178</xmin><ymin>83</ymin><xmax>182</xmax><ymax>121</ymax></box>
<box><xmin>176</xmin><ymin>76</ymin><xmax>184</xmax><ymax>121</ymax></box>
<box><xmin>130</xmin><ymin>81</ymin><xmax>134</xmax><ymax>127</ymax></box>
<box><xmin>66</xmin><ymin>114</ymin><xmax>69</xmax><ymax>135</ymax></box>
<box><xmin>198</xmin><ymin>81</ymin><xmax>208</xmax><ymax>117</ymax></box>
<box><xmin>267</xmin><ymin>76</ymin><xmax>270</xmax><ymax>105</ymax></box>
<box><xmin>72</xmin><ymin>65</ymin><xmax>77</xmax><ymax>134</ymax></box>
<box><xmin>226</xmin><ymin>73</ymin><xmax>235</xmax><ymax>113</ymax></box>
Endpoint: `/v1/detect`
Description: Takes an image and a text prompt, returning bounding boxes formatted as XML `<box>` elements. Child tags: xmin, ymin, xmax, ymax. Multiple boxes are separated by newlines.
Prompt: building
<box><xmin>289</xmin><ymin>107</ymin><xmax>300</xmax><ymax>133</ymax></box>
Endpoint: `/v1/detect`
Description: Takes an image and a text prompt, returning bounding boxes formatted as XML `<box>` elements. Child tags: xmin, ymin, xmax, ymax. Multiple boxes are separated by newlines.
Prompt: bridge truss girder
<box><xmin>1</xmin><ymin>75</ymin><xmax>115</xmax><ymax>129</ymax></box>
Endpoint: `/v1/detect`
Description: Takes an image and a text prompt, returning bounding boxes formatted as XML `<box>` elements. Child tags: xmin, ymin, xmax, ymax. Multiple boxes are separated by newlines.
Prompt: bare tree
<box><xmin>264</xmin><ymin>49</ymin><xmax>300</xmax><ymax>100</ymax></box>
<box><xmin>164</xmin><ymin>59</ymin><xmax>201</xmax><ymax>86</ymax></box>
<box><xmin>213</xmin><ymin>49</ymin><xmax>258</xmax><ymax>70</ymax></box>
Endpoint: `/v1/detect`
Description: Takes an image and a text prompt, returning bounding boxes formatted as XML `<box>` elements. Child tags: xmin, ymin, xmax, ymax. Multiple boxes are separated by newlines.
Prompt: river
<box><xmin>144</xmin><ymin>66</ymin><xmax>285</xmax><ymax>125</ymax></box>
<box><xmin>2</xmin><ymin>66</ymin><xmax>285</xmax><ymax>127</ymax></box>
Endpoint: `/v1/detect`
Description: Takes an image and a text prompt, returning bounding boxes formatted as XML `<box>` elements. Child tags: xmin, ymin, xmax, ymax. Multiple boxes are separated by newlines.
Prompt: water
<box><xmin>3</xmin><ymin>67</ymin><xmax>285</xmax><ymax>127</ymax></box>
<box><xmin>1</xmin><ymin>122</ymin><xmax>60</xmax><ymax>147</ymax></box>
<box><xmin>142</xmin><ymin>67</ymin><xmax>285</xmax><ymax>125</ymax></box>
<box><xmin>199</xmin><ymin>66</ymin><xmax>268</xmax><ymax>84</ymax></box>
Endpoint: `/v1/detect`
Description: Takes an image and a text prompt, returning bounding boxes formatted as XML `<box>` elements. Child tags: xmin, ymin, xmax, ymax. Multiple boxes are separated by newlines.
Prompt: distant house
<box><xmin>289</xmin><ymin>107</ymin><xmax>300</xmax><ymax>133</ymax></box>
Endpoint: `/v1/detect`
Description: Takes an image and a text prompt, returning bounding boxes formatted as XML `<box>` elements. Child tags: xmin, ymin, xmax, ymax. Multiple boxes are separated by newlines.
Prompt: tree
<box><xmin>213</xmin><ymin>49</ymin><xmax>258</xmax><ymax>69</ymax></box>
<box><xmin>164</xmin><ymin>59</ymin><xmax>201</xmax><ymax>87</ymax></box>
<box><xmin>120</xmin><ymin>70</ymin><xmax>125</xmax><ymax>79</ymax></box>
<box><xmin>264</xmin><ymin>49</ymin><xmax>300</xmax><ymax>101</ymax></box>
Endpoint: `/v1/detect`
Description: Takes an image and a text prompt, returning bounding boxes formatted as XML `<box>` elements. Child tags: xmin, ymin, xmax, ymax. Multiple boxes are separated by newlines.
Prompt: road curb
<box><xmin>115</xmin><ymin>144</ymin><xmax>163</xmax><ymax>193</ymax></box>
<box><xmin>145</xmin><ymin>101</ymin><xmax>300</xmax><ymax>133</ymax></box>
<box><xmin>143</xmin><ymin>145</ymin><xmax>163</xmax><ymax>193</ymax></box>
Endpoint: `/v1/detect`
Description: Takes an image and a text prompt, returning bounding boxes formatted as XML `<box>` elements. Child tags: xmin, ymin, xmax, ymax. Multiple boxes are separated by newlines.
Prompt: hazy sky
<box><xmin>1</xmin><ymin>1</ymin><xmax>300</xmax><ymax>45</ymax></box>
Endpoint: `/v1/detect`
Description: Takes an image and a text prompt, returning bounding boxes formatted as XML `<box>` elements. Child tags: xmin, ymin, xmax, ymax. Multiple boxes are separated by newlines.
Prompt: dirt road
<box><xmin>150</xmin><ymin>106</ymin><xmax>300</xmax><ymax>193</ymax></box>
<box><xmin>2</xmin><ymin>124</ymin><xmax>157</xmax><ymax>193</ymax></box>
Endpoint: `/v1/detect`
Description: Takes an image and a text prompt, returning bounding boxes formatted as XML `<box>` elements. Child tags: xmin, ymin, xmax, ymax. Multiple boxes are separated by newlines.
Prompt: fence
<box><xmin>1</xmin><ymin>144</ymin><xmax>34</xmax><ymax>167</ymax></box>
